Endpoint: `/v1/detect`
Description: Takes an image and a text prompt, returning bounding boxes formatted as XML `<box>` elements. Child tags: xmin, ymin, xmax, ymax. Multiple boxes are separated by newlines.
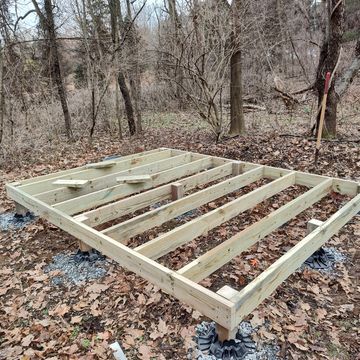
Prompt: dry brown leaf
<box><xmin>68</xmin><ymin>344</ymin><xmax>78</xmax><ymax>354</ymax></box>
<box><xmin>250</xmin><ymin>311</ymin><xmax>263</xmax><ymax>327</ymax></box>
<box><xmin>85</xmin><ymin>283</ymin><xmax>109</xmax><ymax>294</ymax></box>
<box><xmin>21</xmin><ymin>334</ymin><xmax>34</xmax><ymax>347</ymax></box>
<box><xmin>287</xmin><ymin>332</ymin><xmax>300</xmax><ymax>344</ymax></box>
<box><xmin>70</xmin><ymin>316</ymin><xmax>82</xmax><ymax>324</ymax></box>
<box><xmin>137</xmin><ymin>293</ymin><xmax>146</xmax><ymax>305</ymax></box>
<box><xmin>49</xmin><ymin>303</ymin><xmax>70</xmax><ymax>317</ymax></box>
<box><xmin>315</xmin><ymin>308</ymin><xmax>327</xmax><ymax>320</ymax></box>
<box><xmin>125</xmin><ymin>328</ymin><xmax>144</xmax><ymax>339</ymax></box>
<box><xmin>138</xmin><ymin>344</ymin><xmax>154</xmax><ymax>359</ymax></box>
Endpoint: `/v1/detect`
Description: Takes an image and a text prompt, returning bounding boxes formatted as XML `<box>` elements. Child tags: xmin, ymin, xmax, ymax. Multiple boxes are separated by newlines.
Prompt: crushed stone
<box><xmin>301</xmin><ymin>246</ymin><xmax>347</xmax><ymax>274</ymax></box>
<box><xmin>193</xmin><ymin>321</ymin><xmax>280</xmax><ymax>360</ymax></box>
<box><xmin>175</xmin><ymin>208</ymin><xmax>201</xmax><ymax>221</ymax></box>
<box><xmin>0</xmin><ymin>212</ymin><xmax>36</xmax><ymax>231</ymax></box>
<box><xmin>44</xmin><ymin>250</ymin><xmax>108</xmax><ymax>286</ymax></box>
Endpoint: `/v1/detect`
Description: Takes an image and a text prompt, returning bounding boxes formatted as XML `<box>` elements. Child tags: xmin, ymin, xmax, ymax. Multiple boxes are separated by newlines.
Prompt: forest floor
<box><xmin>0</xmin><ymin>111</ymin><xmax>359</xmax><ymax>360</ymax></box>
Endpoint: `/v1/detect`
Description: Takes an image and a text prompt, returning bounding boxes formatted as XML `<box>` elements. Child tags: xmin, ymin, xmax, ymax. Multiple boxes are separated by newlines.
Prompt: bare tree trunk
<box><xmin>315</xmin><ymin>0</ymin><xmax>344</xmax><ymax>138</ymax></box>
<box><xmin>168</xmin><ymin>0</ymin><xmax>184</xmax><ymax>108</ymax></box>
<box><xmin>129</xmin><ymin>77</ymin><xmax>142</xmax><ymax>133</ymax></box>
<box><xmin>125</xmin><ymin>0</ymin><xmax>142</xmax><ymax>134</ymax></box>
<box><xmin>335</xmin><ymin>39</ymin><xmax>360</xmax><ymax>97</ymax></box>
<box><xmin>115</xmin><ymin>80</ymin><xmax>123</xmax><ymax>139</ymax></box>
<box><xmin>117</xmin><ymin>72</ymin><xmax>136</xmax><ymax>135</ymax></box>
<box><xmin>32</xmin><ymin>0</ymin><xmax>73</xmax><ymax>141</ymax></box>
<box><xmin>0</xmin><ymin>44</ymin><xmax>4</xmax><ymax>144</ymax></box>
<box><xmin>109</xmin><ymin>0</ymin><xmax>136</xmax><ymax>136</ymax></box>
<box><xmin>229</xmin><ymin>0</ymin><xmax>245</xmax><ymax>136</ymax></box>
<box><xmin>89</xmin><ymin>84</ymin><xmax>96</xmax><ymax>137</ymax></box>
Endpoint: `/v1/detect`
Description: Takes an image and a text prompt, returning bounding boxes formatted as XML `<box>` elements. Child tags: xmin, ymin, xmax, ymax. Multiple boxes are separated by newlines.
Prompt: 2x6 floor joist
<box><xmin>102</xmin><ymin>166</ymin><xmax>264</xmax><ymax>242</ymax></box>
<box><xmin>6</xmin><ymin>184</ymin><xmax>234</xmax><ymax>328</ymax></box>
<box><xmin>231</xmin><ymin>191</ymin><xmax>360</xmax><ymax>329</ymax></box>
<box><xmin>18</xmin><ymin>149</ymin><xmax>174</xmax><ymax>195</ymax></box>
<box><xmin>36</xmin><ymin>153</ymin><xmax>193</xmax><ymax>204</ymax></box>
<box><xmin>178</xmin><ymin>179</ymin><xmax>333</xmax><ymax>282</ymax></box>
<box><xmin>12</xmin><ymin>148</ymin><xmax>164</xmax><ymax>187</ymax></box>
<box><xmin>53</xmin><ymin>157</ymin><xmax>215</xmax><ymax>214</ymax></box>
<box><xmin>76</xmin><ymin>163</ymin><xmax>235</xmax><ymax>226</ymax></box>
<box><xmin>135</xmin><ymin>172</ymin><xmax>296</xmax><ymax>259</ymax></box>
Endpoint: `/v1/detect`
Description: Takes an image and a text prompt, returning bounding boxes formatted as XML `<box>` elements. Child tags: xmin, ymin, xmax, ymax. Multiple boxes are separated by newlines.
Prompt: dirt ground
<box><xmin>0</xmin><ymin>113</ymin><xmax>359</xmax><ymax>359</ymax></box>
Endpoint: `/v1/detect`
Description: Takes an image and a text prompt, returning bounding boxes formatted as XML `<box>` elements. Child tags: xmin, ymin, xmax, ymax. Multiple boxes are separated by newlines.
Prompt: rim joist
<box><xmin>6</xmin><ymin>147</ymin><xmax>360</xmax><ymax>340</ymax></box>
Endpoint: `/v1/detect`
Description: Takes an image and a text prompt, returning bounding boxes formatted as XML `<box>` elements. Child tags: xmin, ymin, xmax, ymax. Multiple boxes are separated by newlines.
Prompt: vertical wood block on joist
<box><xmin>171</xmin><ymin>183</ymin><xmax>184</xmax><ymax>200</ymax></box>
<box><xmin>15</xmin><ymin>202</ymin><xmax>28</xmax><ymax>216</ymax></box>
<box><xmin>232</xmin><ymin>162</ymin><xmax>244</xmax><ymax>176</ymax></box>
<box><xmin>216</xmin><ymin>324</ymin><xmax>238</xmax><ymax>343</ymax></box>
<box><xmin>216</xmin><ymin>285</ymin><xmax>239</xmax><ymax>341</ymax></box>
<box><xmin>307</xmin><ymin>219</ymin><xmax>324</xmax><ymax>234</ymax></box>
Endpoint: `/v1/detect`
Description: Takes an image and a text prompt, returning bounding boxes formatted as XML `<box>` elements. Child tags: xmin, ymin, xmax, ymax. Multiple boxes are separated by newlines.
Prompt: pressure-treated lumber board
<box><xmin>52</xmin><ymin>179</ymin><xmax>89</xmax><ymax>188</ymax></box>
<box><xmin>116</xmin><ymin>175</ymin><xmax>152</xmax><ymax>184</ymax></box>
<box><xmin>207</xmin><ymin>155</ymin><xmax>358</xmax><ymax>196</ymax></box>
<box><xmin>231</xmin><ymin>192</ymin><xmax>360</xmax><ymax>327</ymax></box>
<box><xmin>5</xmin><ymin>184</ymin><xmax>234</xmax><ymax>328</ymax></box>
<box><xmin>86</xmin><ymin>161</ymin><xmax>117</xmax><ymax>169</ymax></box>
<box><xmin>36</xmin><ymin>153</ymin><xmax>192</xmax><ymax>205</ymax></box>
<box><xmin>16</xmin><ymin>148</ymin><xmax>165</xmax><ymax>191</ymax></box>
<box><xmin>255</xmin><ymin>165</ymin><xmax>358</xmax><ymax>196</ymax></box>
<box><xmin>79</xmin><ymin>163</ymin><xmax>234</xmax><ymax>227</ymax></box>
<box><xmin>19</xmin><ymin>149</ymin><xmax>173</xmax><ymax>196</ymax></box>
<box><xmin>103</xmin><ymin>166</ymin><xmax>264</xmax><ymax>242</ymax></box>
<box><xmin>178</xmin><ymin>179</ymin><xmax>333</xmax><ymax>282</ymax></box>
<box><xmin>135</xmin><ymin>172</ymin><xmax>296</xmax><ymax>259</ymax></box>
<box><xmin>53</xmin><ymin>157</ymin><xmax>214</xmax><ymax>215</ymax></box>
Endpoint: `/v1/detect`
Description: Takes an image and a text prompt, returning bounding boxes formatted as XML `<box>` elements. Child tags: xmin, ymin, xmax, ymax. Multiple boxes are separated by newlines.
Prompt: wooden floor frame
<box><xmin>6</xmin><ymin>148</ymin><xmax>360</xmax><ymax>339</ymax></box>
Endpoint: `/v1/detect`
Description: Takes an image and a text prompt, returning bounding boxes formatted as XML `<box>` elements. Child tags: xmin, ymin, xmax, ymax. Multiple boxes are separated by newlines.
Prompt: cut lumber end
<box><xmin>86</xmin><ymin>161</ymin><xmax>116</xmax><ymax>169</ymax></box>
<box><xmin>52</xmin><ymin>179</ymin><xmax>89</xmax><ymax>188</ymax></box>
<box><xmin>216</xmin><ymin>285</ymin><xmax>238</xmax><ymax>301</ymax></box>
<box><xmin>171</xmin><ymin>182</ymin><xmax>184</xmax><ymax>200</ymax></box>
<box><xmin>74</xmin><ymin>214</ymin><xmax>89</xmax><ymax>222</ymax></box>
<box><xmin>307</xmin><ymin>219</ymin><xmax>324</xmax><ymax>234</ymax></box>
<box><xmin>116</xmin><ymin>175</ymin><xmax>152</xmax><ymax>184</ymax></box>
